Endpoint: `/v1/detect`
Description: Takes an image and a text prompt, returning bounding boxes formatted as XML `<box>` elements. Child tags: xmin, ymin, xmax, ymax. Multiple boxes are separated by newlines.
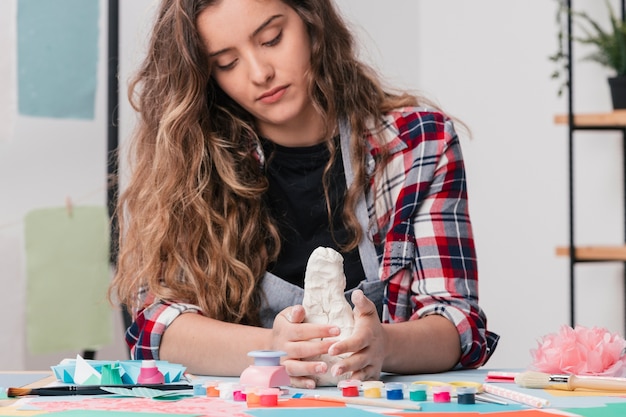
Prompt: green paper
<box><xmin>101</xmin><ymin>364</ymin><xmax>123</xmax><ymax>385</ymax></box>
<box><xmin>564</xmin><ymin>403</ymin><xmax>626</xmax><ymax>417</ymax></box>
<box><xmin>82</xmin><ymin>373</ymin><xmax>102</xmax><ymax>386</ymax></box>
<box><xmin>24</xmin><ymin>206</ymin><xmax>113</xmax><ymax>354</ymax></box>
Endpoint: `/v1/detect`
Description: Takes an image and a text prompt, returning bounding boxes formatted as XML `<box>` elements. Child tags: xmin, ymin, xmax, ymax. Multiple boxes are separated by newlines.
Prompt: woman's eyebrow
<box><xmin>251</xmin><ymin>14</ymin><xmax>283</xmax><ymax>37</ymax></box>
<box><xmin>207</xmin><ymin>14</ymin><xmax>283</xmax><ymax>58</ymax></box>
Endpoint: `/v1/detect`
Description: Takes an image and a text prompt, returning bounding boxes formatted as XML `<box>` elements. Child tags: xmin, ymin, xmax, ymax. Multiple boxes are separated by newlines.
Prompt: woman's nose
<box><xmin>248</xmin><ymin>53</ymin><xmax>274</xmax><ymax>85</ymax></box>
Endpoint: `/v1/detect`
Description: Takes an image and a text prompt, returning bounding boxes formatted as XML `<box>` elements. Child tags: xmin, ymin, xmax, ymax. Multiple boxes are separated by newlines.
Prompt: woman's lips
<box><xmin>258</xmin><ymin>86</ymin><xmax>288</xmax><ymax>104</ymax></box>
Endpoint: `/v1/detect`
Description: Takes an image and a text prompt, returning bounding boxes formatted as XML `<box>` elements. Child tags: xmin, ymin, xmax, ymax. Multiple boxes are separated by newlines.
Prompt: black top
<box><xmin>262</xmin><ymin>137</ymin><xmax>365</xmax><ymax>290</ymax></box>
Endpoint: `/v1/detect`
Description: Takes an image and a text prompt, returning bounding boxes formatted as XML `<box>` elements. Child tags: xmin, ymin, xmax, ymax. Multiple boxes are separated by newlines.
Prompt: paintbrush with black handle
<box><xmin>6</xmin><ymin>383</ymin><xmax>193</xmax><ymax>397</ymax></box>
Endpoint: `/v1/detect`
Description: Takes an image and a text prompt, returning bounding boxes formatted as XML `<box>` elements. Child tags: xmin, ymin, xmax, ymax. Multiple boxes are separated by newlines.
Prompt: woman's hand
<box><xmin>326</xmin><ymin>290</ymin><xmax>387</xmax><ymax>381</ymax></box>
<box><xmin>271</xmin><ymin>304</ymin><xmax>340</xmax><ymax>389</ymax></box>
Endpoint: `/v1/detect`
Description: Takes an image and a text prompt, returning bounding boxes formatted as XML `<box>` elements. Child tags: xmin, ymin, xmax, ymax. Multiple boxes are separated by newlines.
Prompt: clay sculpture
<box><xmin>302</xmin><ymin>246</ymin><xmax>355</xmax><ymax>386</ymax></box>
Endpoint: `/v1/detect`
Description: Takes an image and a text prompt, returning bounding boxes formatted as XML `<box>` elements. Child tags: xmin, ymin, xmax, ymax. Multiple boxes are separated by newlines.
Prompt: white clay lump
<box><xmin>302</xmin><ymin>246</ymin><xmax>355</xmax><ymax>386</ymax></box>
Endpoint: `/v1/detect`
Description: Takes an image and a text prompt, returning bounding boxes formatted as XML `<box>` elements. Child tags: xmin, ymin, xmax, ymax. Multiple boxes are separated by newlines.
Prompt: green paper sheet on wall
<box><xmin>24</xmin><ymin>206</ymin><xmax>113</xmax><ymax>354</ymax></box>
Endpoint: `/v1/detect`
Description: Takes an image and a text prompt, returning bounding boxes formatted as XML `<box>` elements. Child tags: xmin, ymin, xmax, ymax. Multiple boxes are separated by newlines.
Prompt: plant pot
<box><xmin>608</xmin><ymin>76</ymin><xmax>626</xmax><ymax>109</ymax></box>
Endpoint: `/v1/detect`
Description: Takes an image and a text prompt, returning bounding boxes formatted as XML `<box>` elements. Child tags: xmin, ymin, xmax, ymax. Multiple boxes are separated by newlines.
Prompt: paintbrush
<box><xmin>310</xmin><ymin>395</ymin><xmax>422</xmax><ymax>411</ymax></box>
<box><xmin>515</xmin><ymin>371</ymin><xmax>626</xmax><ymax>392</ymax></box>
<box><xmin>6</xmin><ymin>383</ymin><xmax>193</xmax><ymax>397</ymax></box>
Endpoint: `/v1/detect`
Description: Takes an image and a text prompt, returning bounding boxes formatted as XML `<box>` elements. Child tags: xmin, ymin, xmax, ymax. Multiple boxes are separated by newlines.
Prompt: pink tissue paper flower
<box><xmin>530</xmin><ymin>325</ymin><xmax>626</xmax><ymax>377</ymax></box>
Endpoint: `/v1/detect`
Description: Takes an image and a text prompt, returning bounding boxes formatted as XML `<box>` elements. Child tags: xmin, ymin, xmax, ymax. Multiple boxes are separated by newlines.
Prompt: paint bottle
<box><xmin>408</xmin><ymin>383</ymin><xmax>428</xmax><ymax>401</ymax></box>
<box><xmin>136</xmin><ymin>360</ymin><xmax>165</xmax><ymax>384</ymax></box>
<box><xmin>432</xmin><ymin>385</ymin><xmax>452</xmax><ymax>403</ymax></box>
<box><xmin>245</xmin><ymin>386</ymin><xmax>261</xmax><ymax>406</ymax></box>
<box><xmin>193</xmin><ymin>384</ymin><xmax>205</xmax><ymax>396</ymax></box>
<box><xmin>337</xmin><ymin>379</ymin><xmax>361</xmax><ymax>397</ymax></box>
<box><xmin>232</xmin><ymin>384</ymin><xmax>246</xmax><ymax>402</ymax></box>
<box><xmin>456</xmin><ymin>386</ymin><xmax>477</xmax><ymax>404</ymax></box>
<box><xmin>385</xmin><ymin>382</ymin><xmax>404</xmax><ymax>400</ymax></box>
<box><xmin>361</xmin><ymin>381</ymin><xmax>384</xmax><ymax>398</ymax></box>
<box><xmin>205</xmin><ymin>380</ymin><xmax>220</xmax><ymax>397</ymax></box>
<box><xmin>218</xmin><ymin>382</ymin><xmax>236</xmax><ymax>400</ymax></box>
<box><xmin>259</xmin><ymin>387</ymin><xmax>281</xmax><ymax>406</ymax></box>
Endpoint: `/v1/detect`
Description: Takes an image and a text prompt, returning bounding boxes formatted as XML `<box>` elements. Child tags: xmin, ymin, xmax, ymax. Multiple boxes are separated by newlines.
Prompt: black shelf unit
<box><xmin>562</xmin><ymin>0</ymin><xmax>626</xmax><ymax>334</ymax></box>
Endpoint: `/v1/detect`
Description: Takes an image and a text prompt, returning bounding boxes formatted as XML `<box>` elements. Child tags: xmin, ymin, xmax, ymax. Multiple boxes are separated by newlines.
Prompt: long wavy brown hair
<box><xmin>109</xmin><ymin>0</ymin><xmax>420</xmax><ymax>326</ymax></box>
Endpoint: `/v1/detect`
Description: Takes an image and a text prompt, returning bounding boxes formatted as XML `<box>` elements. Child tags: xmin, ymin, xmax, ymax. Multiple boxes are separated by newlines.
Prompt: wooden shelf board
<box><xmin>554</xmin><ymin>110</ymin><xmax>626</xmax><ymax>127</ymax></box>
<box><xmin>556</xmin><ymin>245</ymin><xmax>626</xmax><ymax>261</ymax></box>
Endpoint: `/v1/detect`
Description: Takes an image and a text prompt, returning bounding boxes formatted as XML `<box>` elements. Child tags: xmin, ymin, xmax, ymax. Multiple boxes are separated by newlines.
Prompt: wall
<box><xmin>0</xmin><ymin>0</ymin><xmax>623</xmax><ymax>371</ymax></box>
<box><xmin>415</xmin><ymin>0</ymin><xmax>625</xmax><ymax>368</ymax></box>
<box><xmin>0</xmin><ymin>0</ymin><xmax>127</xmax><ymax>370</ymax></box>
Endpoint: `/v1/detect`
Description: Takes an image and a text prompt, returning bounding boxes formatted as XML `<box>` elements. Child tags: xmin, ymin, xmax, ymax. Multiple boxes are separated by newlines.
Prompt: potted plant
<box><xmin>550</xmin><ymin>0</ymin><xmax>626</xmax><ymax>108</ymax></box>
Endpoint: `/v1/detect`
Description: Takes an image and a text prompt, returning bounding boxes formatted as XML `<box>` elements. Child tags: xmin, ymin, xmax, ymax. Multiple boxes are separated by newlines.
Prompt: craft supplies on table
<box><xmin>432</xmin><ymin>385</ymin><xmax>452</xmax><ymax>403</ymax></box>
<box><xmin>483</xmin><ymin>382</ymin><xmax>551</xmax><ymax>408</ymax></box>
<box><xmin>51</xmin><ymin>355</ymin><xmax>186</xmax><ymax>385</ymax></box>
<box><xmin>456</xmin><ymin>386</ymin><xmax>477</xmax><ymax>404</ymax></box>
<box><xmin>384</xmin><ymin>382</ymin><xmax>404</xmax><ymax>400</ymax></box>
<box><xmin>361</xmin><ymin>380</ymin><xmax>384</xmax><ymax>398</ymax></box>
<box><xmin>136</xmin><ymin>360</ymin><xmax>165</xmax><ymax>385</ymax></box>
<box><xmin>408</xmin><ymin>383</ymin><xmax>428</xmax><ymax>401</ymax></box>
<box><xmin>337</xmin><ymin>379</ymin><xmax>361</xmax><ymax>397</ymax></box>
<box><xmin>10</xmin><ymin>367</ymin><xmax>626</xmax><ymax>417</ymax></box>
<box><xmin>239</xmin><ymin>350</ymin><xmax>290</xmax><ymax>389</ymax></box>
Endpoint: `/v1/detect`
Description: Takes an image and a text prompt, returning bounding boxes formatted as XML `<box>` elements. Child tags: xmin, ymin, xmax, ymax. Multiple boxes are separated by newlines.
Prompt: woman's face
<box><xmin>198</xmin><ymin>0</ymin><xmax>318</xmax><ymax>144</ymax></box>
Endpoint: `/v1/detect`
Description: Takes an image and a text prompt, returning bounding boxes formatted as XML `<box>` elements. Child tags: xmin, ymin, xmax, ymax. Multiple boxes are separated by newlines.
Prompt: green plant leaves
<box><xmin>551</xmin><ymin>0</ymin><xmax>626</xmax><ymax>96</ymax></box>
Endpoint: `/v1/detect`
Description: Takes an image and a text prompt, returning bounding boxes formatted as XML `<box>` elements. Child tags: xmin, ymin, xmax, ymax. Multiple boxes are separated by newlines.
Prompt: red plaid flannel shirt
<box><xmin>126</xmin><ymin>107</ymin><xmax>499</xmax><ymax>369</ymax></box>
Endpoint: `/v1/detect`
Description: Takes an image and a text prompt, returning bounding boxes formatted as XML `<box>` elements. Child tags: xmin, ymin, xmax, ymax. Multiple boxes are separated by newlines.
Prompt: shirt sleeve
<box><xmin>377</xmin><ymin>110</ymin><xmax>499</xmax><ymax>369</ymax></box>
<box><xmin>125</xmin><ymin>299</ymin><xmax>202</xmax><ymax>360</ymax></box>
<box><xmin>408</xmin><ymin>119</ymin><xmax>498</xmax><ymax>369</ymax></box>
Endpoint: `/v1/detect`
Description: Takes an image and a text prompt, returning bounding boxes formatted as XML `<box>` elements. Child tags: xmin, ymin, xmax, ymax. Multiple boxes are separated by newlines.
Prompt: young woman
<box><xmin>110</xmin><ymin>0</ymin><xmax>499</xmax><ymax>389</ymax></box>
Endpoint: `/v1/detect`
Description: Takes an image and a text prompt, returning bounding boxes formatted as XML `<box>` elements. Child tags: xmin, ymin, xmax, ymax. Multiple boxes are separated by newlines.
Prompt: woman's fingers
<box><xmin>323</xmin><ymin>290</ymin><xmax>384</xmax><ymax>381</ymax></box>
<box><xmin>277</xmin><ymin>305</ymin><xmax>341</xmax><ymax>341</ymax></box>
<box><xmin>284</xmin><ymin>358</ymin><xmax>327</xmax><ymax>377</ymax></box>
<box><xmin>284</xmin><ymin>359</ymin><xmax>328</xmax><ymax>389</ymax></box>
<box><xmin>345</xmin><ymin>363</ymin><xmax>378</xmax><ymax>382</ymax></box>
<box><xmin>289</xmin><ymin>376</ymin><xmax>318</xmax><ymax>389</ymax></box>
<box><xmin>351</xmin><ymin>289</ymin><xmax>377</xmax><ymax>317</ymax></box>
<box><xmin>284</xmin><ymin>305</ymin><xmax>306</xmax><ymax>323</ymax></box>
<box><xmin>328</xmin><ymin>291</ymin><xmax>376</xmax><ymax>356</ymax></box>
<box><xmin>285</xmin><ymin>338</ymin><xmax>335</xmax><ymax>360</ymax></box>
<box><xmin>292</xmin><ymin>323</ymin><xmax>340</xmax><ymax>342</ymax></box>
